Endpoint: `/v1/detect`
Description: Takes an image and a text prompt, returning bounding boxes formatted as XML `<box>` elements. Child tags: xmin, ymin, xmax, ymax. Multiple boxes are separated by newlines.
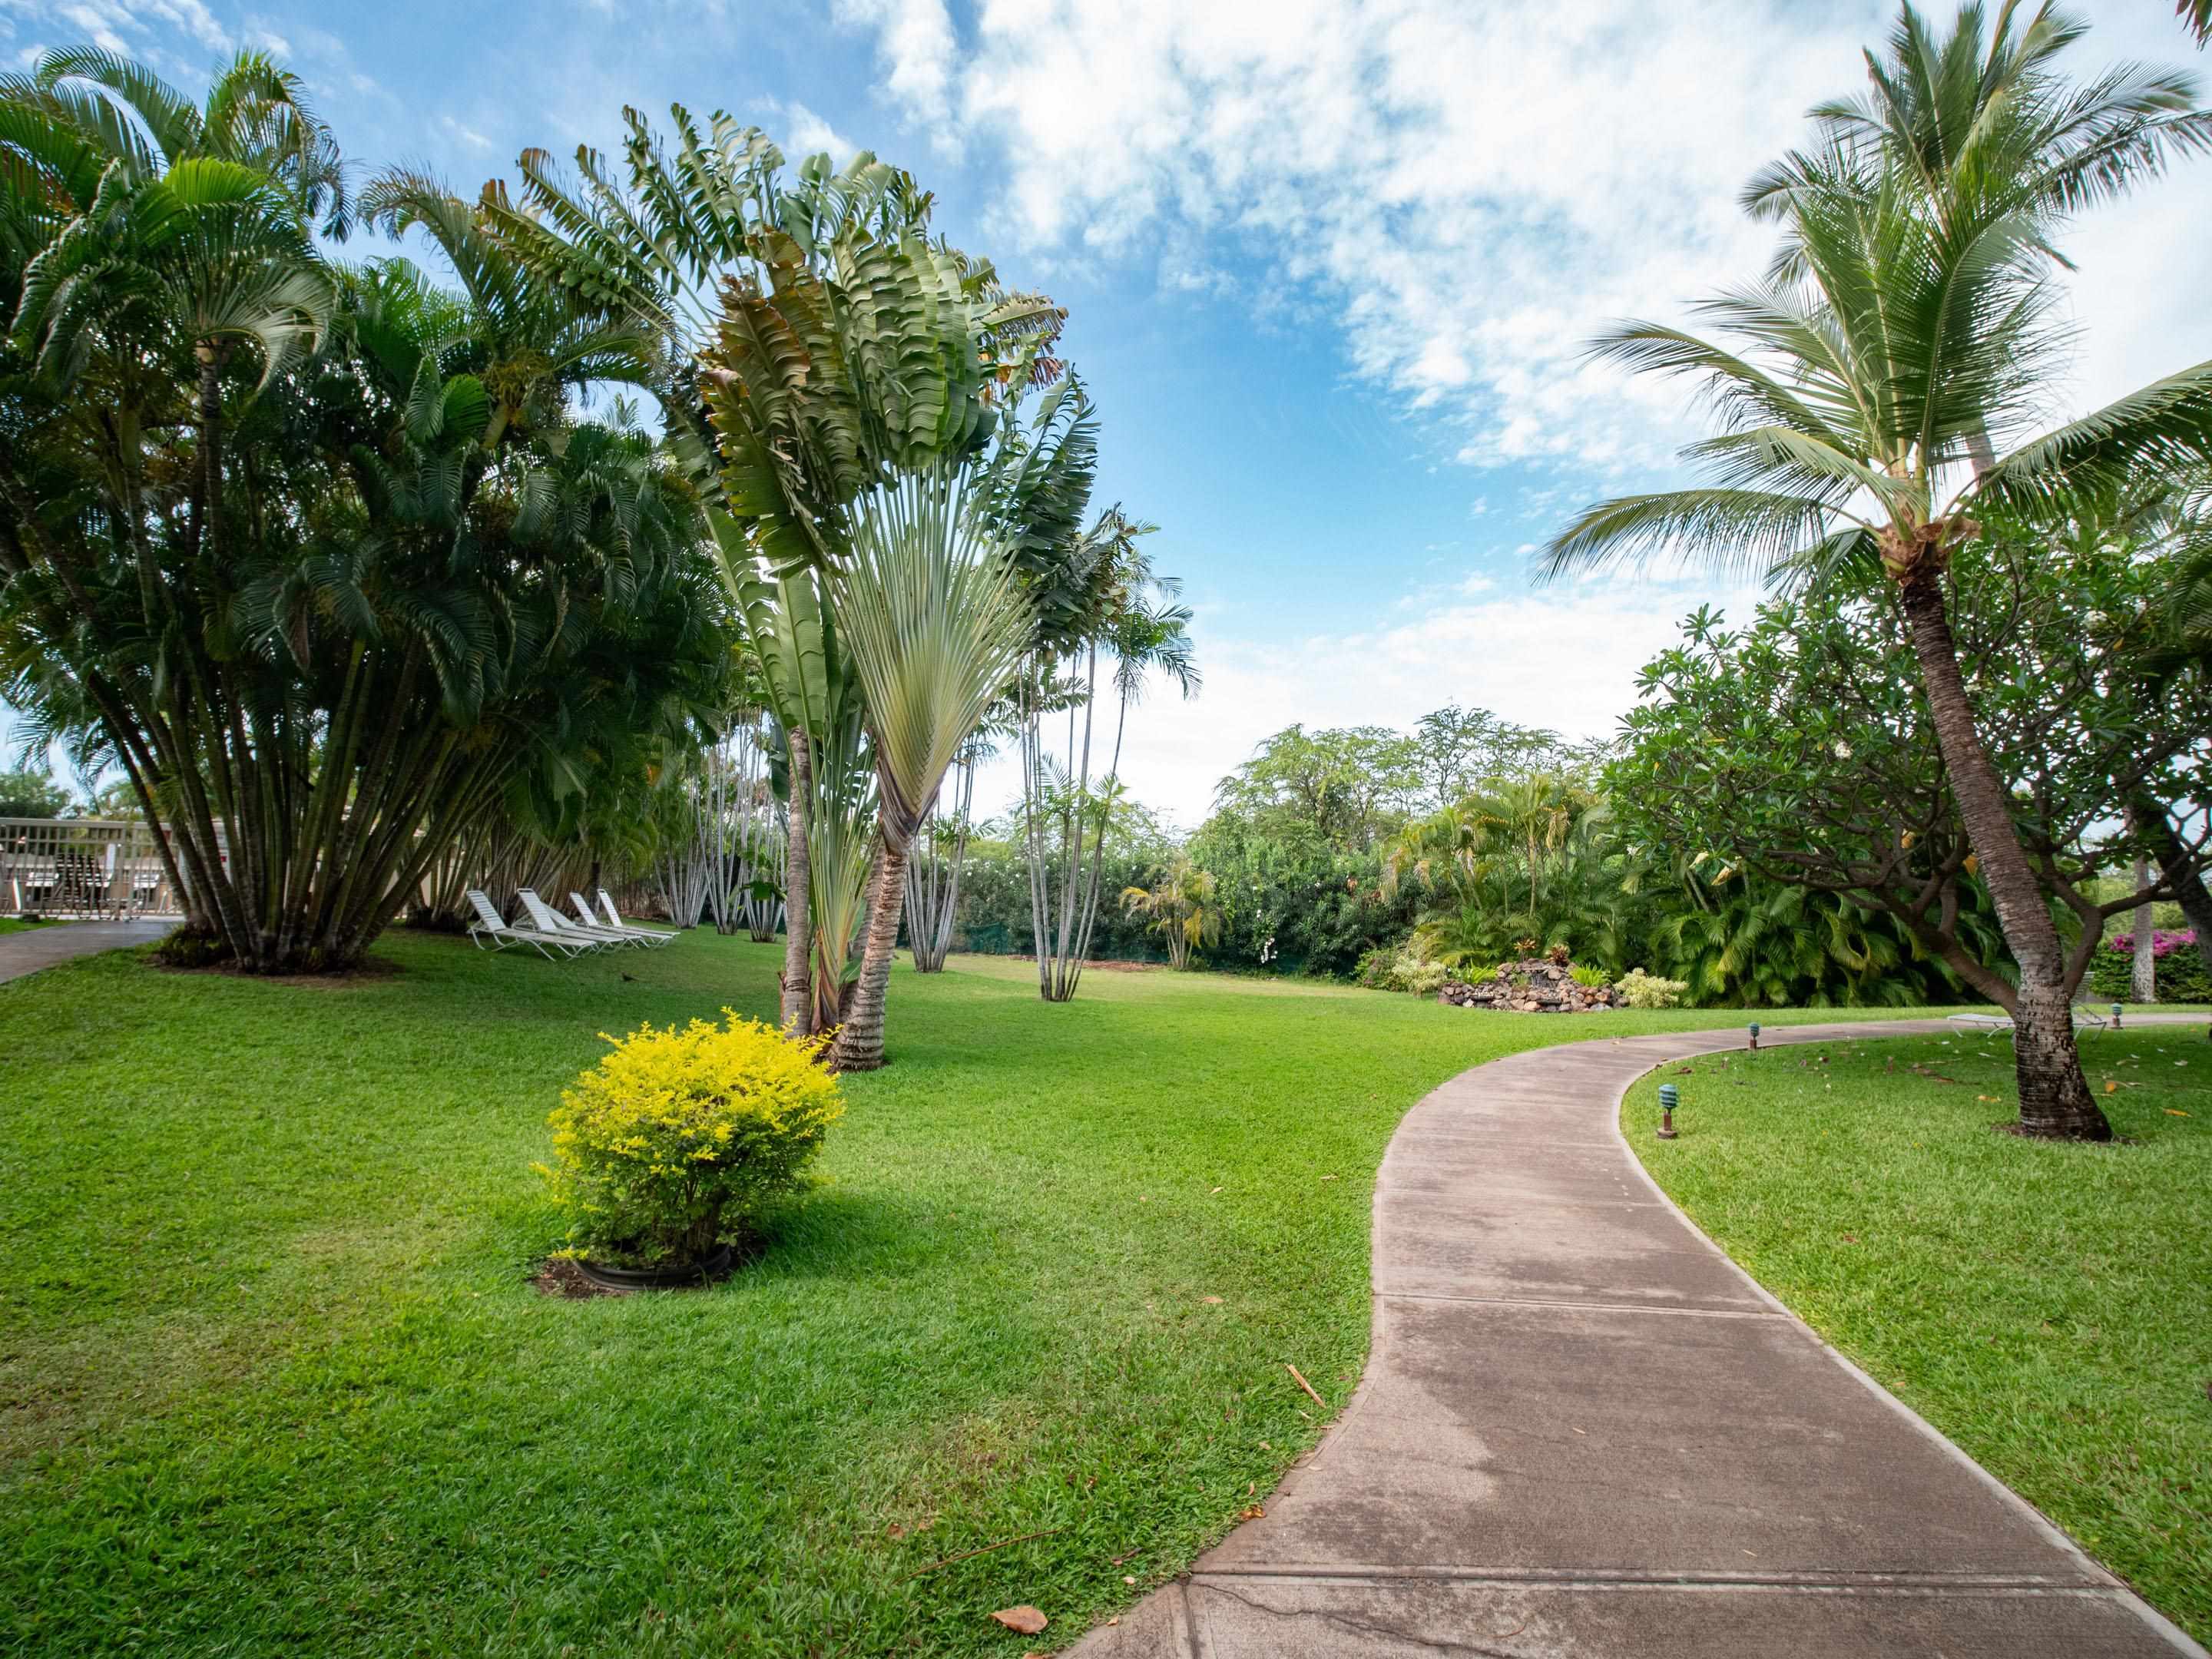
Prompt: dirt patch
<box><xmin>533</xmin><ymin>1257</ymin><xmax>631</xmax><ymax>1300</ymax></box>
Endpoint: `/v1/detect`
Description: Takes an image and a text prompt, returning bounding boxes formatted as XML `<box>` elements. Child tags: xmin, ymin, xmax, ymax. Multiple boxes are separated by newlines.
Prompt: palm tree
<box><xmin>1539</xmin><ymin>143</ymin><xmax>2212</xmax><ymax>1137</ymax></box>
<box><xmin>1747</xmin><ymin>3</ymin><xmax>2211</xmax><ymax>253</ymax></box>
<box><xmin>828</xmin><ymin>467</ymin><xmax>1035</xmax><ymax>1069</ymax></box>
<box><xmin>1746</xmin><ymin>1</ymin><xmax>2211</xmax><ymax>469</ymax></box>
<box><xmin>1018</xmin><ymin>506</ymin><xmax>1197</xmax><ymax>1002</ymax></box>
<box><xmin>2184</xmin><ymin>0</ymin><xmax>2212</xmax><ymax>47</ymax></box>
<box><xmin>1121</xmin><ymin>859</ymin><xmax>1219</xmax><ymax>970</ymax></box>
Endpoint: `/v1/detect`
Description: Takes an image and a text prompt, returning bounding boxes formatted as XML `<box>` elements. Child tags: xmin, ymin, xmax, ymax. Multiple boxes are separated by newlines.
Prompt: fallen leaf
<box><xmin>991</xmin><ymin>1607</ymin><xmax>1048</xmax><ymax>1635</ymax></box>
<box><xmin>886</xmin><ymin>1523</ymin><xmax>906</xmax><ymax>1540</ymax></box>
<box><xmin>1203</xmin><ymin>1295</ymin><xmax>1224</xmax><ymax>1305</ymax></box>
<box><xmin>1240</xmin><ymin>1505</ymin><xmax>1266</xmax><ymax>1520</ymax></box>
<box><xmin>2104</xmin><ymin>1081</ymin><xmax>2118</xmax><ymax>1094</ymax></box>
<box><xmin>1210</xmin><ymin>1186</ymin><xmax>1224</xmax><ymax>1194</ymax></box>
<box><xmin>1841</xmin><ymin>1233</ymin><xmax>1859</xmax><ymax>1244</ymax></box>
<box><xmin>1978</xmin><ymin>1094</ymin><xmax>1998</xmax><ymax>1103</ymax></box>
<box><xmin>1122</xmin><ymin>1575</ymin><xmax>1136</xmax><ymax>1584</ymax></box>
<box><xmin>1257</xmin><ymin>1440</ymin><xmax>1270</xmax><ymax>1449</ymax></box>
<box><xmin>2166</xmin><ymin>1108</ymin><xmax>2190</xmax><ymax>1118</ymax></box>
<box><xmin>1320</xmin><ymin>1174</ymin><xmax>1338</xmax><ymax>1181</ymax></box>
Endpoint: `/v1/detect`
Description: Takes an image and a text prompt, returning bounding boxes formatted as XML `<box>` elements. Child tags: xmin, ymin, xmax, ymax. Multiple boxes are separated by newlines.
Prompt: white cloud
<box><xmin>760</xmin><ymin>97</ymin><xmax>862</xmax><ymax>166</ymax></box>
<box><xmin>843</xmin><ymin>0</ymin><xmax>2212</xmax><ymax>472</ymax></box>
<box><xmin>972</xmin><ymin>573</ymin><xmax>1759</xmax><ymax>826</ymax></box>
<box><xmin>831</xmin><ymin>0</ymin><xmax>957</xmax><ymax>137</ymax></box>
<box><xmin>2</xmin><ymin>0</ymin><xmax>227</xmax><ymax>59</ymax></box>
<box><xmin>439</xmin><ymin>114</ymin><xmax>495</xmax><ymax>153</ymax></box>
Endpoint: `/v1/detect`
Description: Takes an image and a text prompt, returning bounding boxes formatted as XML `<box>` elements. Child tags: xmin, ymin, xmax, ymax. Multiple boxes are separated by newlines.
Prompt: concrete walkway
<box><xmin>0</xmin><ymin>919</ymin><xmax>168</xmax><ymax>986</ymax></box>
<box><xmin>1077</xmin><ymin>1020</ymin><xmax>2206</xmax><ymax>1658</ymax></box>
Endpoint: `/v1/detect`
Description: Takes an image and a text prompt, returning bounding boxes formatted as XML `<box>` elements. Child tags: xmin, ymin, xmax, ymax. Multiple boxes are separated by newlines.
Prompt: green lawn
<box><xmin>1628</xmin><ymin>1027</ymin><xmax>2212</xmax><ymax>1644</ymax></box>
<box><xmin>0</xmin><ymin>916</ymin><xmax>60</xmax><ymax>935</ymax></box>
<box><xmin>0</xmin><ymin>932</ymin><xmax>1968</xmax><ymax>1657</ymax></box>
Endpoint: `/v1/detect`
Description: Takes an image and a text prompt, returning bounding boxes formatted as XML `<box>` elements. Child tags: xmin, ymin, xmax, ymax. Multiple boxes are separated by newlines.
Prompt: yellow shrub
<box><xmin>537</xmin><ymin>1011</ymin><xmax>843</xmax><ymax>1267</ymax></box>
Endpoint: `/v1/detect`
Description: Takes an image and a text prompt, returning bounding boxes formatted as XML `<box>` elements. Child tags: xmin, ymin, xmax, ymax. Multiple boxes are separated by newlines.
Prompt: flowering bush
<box><xmin>2091</xmin><ymin>931</ymin><xmax>2210</xmax><ymax>1005</ymax></box>
<box><xmin>1617</xmin><ymin>968</ymin><xmax>1689</xmax><ymax>1010</ymax></box>
<box><xmin>537</xmin><ymin>1012</ymin><xmax>843</xmax><ymax>1267</ymax></box>
<box><xmin>2107</xmin><ymin>929</ymin><xmax>2197</xmax><ymax>959</ymax></box>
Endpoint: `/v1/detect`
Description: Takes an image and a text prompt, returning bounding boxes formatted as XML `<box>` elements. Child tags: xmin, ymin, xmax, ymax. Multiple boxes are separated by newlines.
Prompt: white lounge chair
<box><xmin>1947</xmin><ymin>1005</ymin><xmax>2111</xmax><ymax>1038</ymax></box>
<box><xmin>517</xmin><ymin>888</ymin><xmax>638</xmax><ymax>949</ymax></box>
<box><xmin>467</xmin><ymin>889</ymin><xmax>603</xmax><ymax>959</ymax></box>
<box><xmin>573</xmin><ymin>892</ymin><xmax>675</xmax><ymax>947</ymax></box>
<box><xmin>597</xmin><ymin>889</ymin><xmax>681</xmax><ymax>944</ymax></box>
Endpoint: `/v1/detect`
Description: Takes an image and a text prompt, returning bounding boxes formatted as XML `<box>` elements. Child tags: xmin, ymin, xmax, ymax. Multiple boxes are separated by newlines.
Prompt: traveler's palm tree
<box><xmin>1540</xmin><ymin>147</ymin><xmax>2212</xmax><ymax>1137</ymax></box>
<box><xmin>827</xmin><ymin>467</ymin><xmax>1035</xmax><ymax>1068</ymax></box>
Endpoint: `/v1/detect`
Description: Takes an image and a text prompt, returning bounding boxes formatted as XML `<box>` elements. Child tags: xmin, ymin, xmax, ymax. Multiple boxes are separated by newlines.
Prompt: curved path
<box><xmin>0</xmin><ymin>919</ymin><xmax>167</xmax><ymax>987</ymax></box>
<box><xmin>1077</xmin><ymin>1020</ymin><xmax>2206</xmax><ymax>1658</ymax></box>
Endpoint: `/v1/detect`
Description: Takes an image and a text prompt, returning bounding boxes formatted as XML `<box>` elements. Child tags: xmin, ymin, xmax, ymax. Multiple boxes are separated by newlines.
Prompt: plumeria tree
<box><xmin>1610</xmin><ymin>532</ymin><xmax>2207</xmax><ymax>1043</ymax></box>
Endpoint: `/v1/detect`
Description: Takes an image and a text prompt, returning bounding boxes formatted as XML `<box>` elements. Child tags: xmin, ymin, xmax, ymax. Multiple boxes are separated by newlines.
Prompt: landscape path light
<box><xmin>1747</xmin><ymin>1021</ymin><xmax>1760</xmax><ymax>1051</ymax></box>
<box><xmin>1657</xmin><ymin>1081</ymin><xmax>1680</xmax><ymax>1140</ymax></box>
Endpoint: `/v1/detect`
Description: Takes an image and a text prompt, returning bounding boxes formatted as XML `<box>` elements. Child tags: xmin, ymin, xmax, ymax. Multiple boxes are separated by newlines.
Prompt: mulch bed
<box><xmin>532</xmin><ymin>1258</ymin><xmax>631</xmax><ymax>1300</ymax></box>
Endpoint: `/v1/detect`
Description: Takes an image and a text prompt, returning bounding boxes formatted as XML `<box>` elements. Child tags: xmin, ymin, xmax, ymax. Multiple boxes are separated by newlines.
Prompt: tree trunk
<box><xmin>781</xmin><ymin>724</ymin><xmax>815</xmax><ymax>1035</ymax></box>
<box><xmin>2134</xmin><ymin>797</ymin><xmax>2212</xmax><ymax>981</ymax></box>
<box><xmin>832</xmin><ymin>837</ymin><xmax>909</xmax><ymax>1071</ymax></box>
<box><xmin>1895</xmin><ymin>574</ymin><xmax>2108</xmax><ymax>1140</ymax></box>
<box><xmin>2130</xmin><ymin>852</ymin><xmax>2156</xmax><ymax>1004</ymax></box>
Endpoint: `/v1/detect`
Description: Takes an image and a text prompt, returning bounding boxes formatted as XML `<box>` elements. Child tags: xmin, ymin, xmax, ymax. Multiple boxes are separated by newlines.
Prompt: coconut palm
<box><xmin>828</xmin><ymin>468</ymin><xmax>1035</xmax><ymax>1068</ymax></box>
<box><xmin>1747</xmin><ymin>3</ymin><xmax>2212</xmax><ymax>255</ymax></box>
<box><xmin>1539</xmin><ymin>139</ymin><xmax>2212</xmax><ymax>1137</ymax></box>
<box><xmin>1121</xmin><ymin>859</ymin><xmax>1220</xmax><ymax>970</ymax></box>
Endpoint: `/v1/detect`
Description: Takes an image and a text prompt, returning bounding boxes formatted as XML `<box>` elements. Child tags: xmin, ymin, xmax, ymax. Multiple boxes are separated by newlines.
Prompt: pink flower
<box><xmin>2108</xmin><ymin>929</ymin><xmax>2197</xmax><ymax>959</ymax></box>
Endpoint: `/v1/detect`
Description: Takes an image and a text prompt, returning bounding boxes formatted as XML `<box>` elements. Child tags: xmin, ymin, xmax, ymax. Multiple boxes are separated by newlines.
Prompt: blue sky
<box><xmin>5</xmin><ymin>0</ymin><xmax>2210</xmax><ymax>823</ymax></box>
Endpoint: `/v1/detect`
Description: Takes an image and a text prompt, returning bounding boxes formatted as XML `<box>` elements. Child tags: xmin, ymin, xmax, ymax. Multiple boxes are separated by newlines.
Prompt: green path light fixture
<box><xmin>2111</xmin><ymin>1002</ymin><xmax>2124</xmax><ymax>1031</ymax></box>
<box><xmin>1747</xmin><ymin>1021</ymin><xmax>1760</xmax><ymax>1051</ymax></box>
<box><xmin>1657</xmin><ymin>1082</ymin><xmax>1680</xmax><ymax>1140</ymax></box>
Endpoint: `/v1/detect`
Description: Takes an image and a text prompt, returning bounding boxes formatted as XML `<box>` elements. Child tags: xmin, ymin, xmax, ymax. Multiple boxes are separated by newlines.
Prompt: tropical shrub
<box><xmin>538</xmin><ymin>1013</ymin><xmax>843</xmax><ymax>1266</ymax></box>
<box><xmin>1353</xmin><ymin>944</ymin><xmax>1448</xmax><ymax>996</ymax></box>
<box><xmin>1617</xmin><ymin>969</ymin><xmax>1689</xmax><ymax>1010</ymax></box>
<box><xmin>1568</xmin><ymin>964</ymin><xmax>1611</xmax><ymax>988</ymax></box>
<box><xmin>2088</xmin><ymin>933</ymin><xmax>2212</xmax><ymax>1005</ymax></box>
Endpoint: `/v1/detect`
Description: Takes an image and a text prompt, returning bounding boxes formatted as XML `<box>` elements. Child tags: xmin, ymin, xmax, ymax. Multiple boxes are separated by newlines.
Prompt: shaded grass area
<box><xmin>0</xmin><ymin>934</ymin><xmax>1979</xmax><ymax>1657</ymax></box>
<box><xmin>0</xmin><ymin>916</ymin><xmax>61</xmax><ymax>935</ymax></box>
<box><xmin>1628</xmin><ymin>1025</ymin><xmax>2212</xmax><ymax>1644</ymax></box>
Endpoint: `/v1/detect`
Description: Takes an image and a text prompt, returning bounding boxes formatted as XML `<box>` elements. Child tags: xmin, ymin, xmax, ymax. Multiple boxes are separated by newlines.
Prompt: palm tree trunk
<box><xmin>1896</xmin><ymin>575</ymin><xmax>2108</xmax><ymax>1140</ymax></box>
<box><xmin>781</xmin><ymin>724</ymin><xmax>815</xmax><ymax>1035</ymax></box>
<box><xmin>831</xmin><ymin>836</ymin><xmax>909</xmax><ymax>1071</ymax></box>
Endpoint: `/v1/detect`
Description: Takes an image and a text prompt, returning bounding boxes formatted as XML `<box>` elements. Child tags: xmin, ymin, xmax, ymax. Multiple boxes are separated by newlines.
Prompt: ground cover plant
<box><xmin>1627</xmin><ymin>1027</ymin><xmax>2212</xmax><ymax>1643</ymax></box>
<box><xmin>0</xmin><ymin>930</ymin><xmax>1956</xmax><ymax>1657</ymax></box>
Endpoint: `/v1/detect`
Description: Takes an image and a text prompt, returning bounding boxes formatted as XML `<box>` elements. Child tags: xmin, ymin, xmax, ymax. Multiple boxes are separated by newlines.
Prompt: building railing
<box><xmin>0</xmin><ymin>818</ymin><xmax>190</xmax><ymax>919</ymax></box>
